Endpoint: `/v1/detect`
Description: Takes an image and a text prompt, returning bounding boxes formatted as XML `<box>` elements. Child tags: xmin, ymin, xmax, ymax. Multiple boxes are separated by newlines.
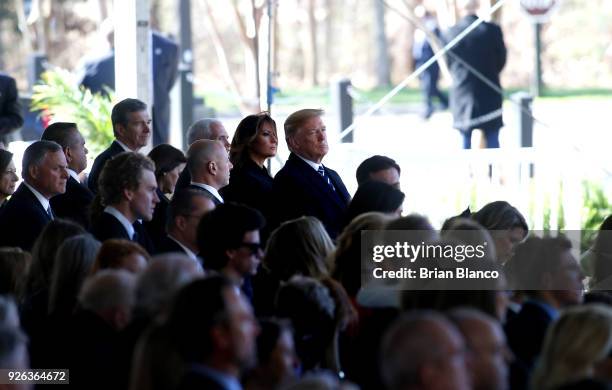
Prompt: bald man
<box><xmin>186</xmin><ymin>140</ymin><xmax>232</xmax><ymax>205</ymax></box>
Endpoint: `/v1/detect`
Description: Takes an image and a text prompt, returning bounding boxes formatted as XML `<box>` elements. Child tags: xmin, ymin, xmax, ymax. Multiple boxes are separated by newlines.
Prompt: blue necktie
<box><xmin>46</xmin><ymin>206</ymin><xmax>54</xmax><ymax>220</ymax></box>
<box><xmin>318</xmin><ymin>166</ymin><xmax>335</xmax><ymax>191</ymax></box>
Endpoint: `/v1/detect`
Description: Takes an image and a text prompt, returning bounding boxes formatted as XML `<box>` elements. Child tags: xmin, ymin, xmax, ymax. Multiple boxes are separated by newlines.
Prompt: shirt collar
<box><xmin>168</xmin><ymin>235</ymin><xmax>204</xmax><ymax>273</ymax></box>
<box><xmin>190</xmin><ymin>182</ymin><xmax>224</xmax><ymax>203</ymax></box>
<box><xmin>23</xmin><ymin>182</ymin><xmax>51</xmax><ymax>212</ymax></box>
<box><xmin>188</xmin><ymin>363</ymin><xmax>242</xmax><ymax>390</ymax></box>
<box><xmin>67</xmin><ymin>168</ymin><xmax>80</xmax><ymax>183</ymax></box>
<box><xmin>295</xmin><ymin>154</ymin><xmax>322</xmax><ymax>172</ymax></box>
<box><xmin>104</xmin><ymin>206</ymin><xmax>135</xmax><ymax>240</ymax></box>
<box><xmin>115</xmin><ymin>139</ymin><xmax>135</xmax><ymax>152</ymax></box>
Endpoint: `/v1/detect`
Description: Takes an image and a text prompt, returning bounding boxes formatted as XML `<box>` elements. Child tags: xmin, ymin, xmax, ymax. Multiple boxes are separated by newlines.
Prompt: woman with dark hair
<box><xmin>221</xmin><ymin>112</ymin><xmax>278</xmax><ymax>221</ymax></box>
<box><xmin>0</xmin><ymin>149</ymin><xmax>18</xmax><ymax>208</ymax></box>
<box><xmin>344</xmin><ymin>180</ymin><xmax>404</xmax><ymax>228</ymax></box>
<box><xmin>472</xmin><ymin>200</ymin><xmax>528</xmax><ymax>264</ymax></box>
<box><xmin>146</xmin><ymin>144</ymin><xmax>187</xmax><ymax>242</ymax></box>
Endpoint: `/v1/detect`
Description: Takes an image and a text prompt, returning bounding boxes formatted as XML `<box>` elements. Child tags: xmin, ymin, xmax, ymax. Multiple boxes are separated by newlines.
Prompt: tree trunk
<box><xmin>307</xmin><ymin>0</ymin><xmax>318</xmax><ymax>86</ymax></box>
<box><xmin>373</xmin><ymin>0</ymin><xmax>391</xmax><ymax>87</ymax></box>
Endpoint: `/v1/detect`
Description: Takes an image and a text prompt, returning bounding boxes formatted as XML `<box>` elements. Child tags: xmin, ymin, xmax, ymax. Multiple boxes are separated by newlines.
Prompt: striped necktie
<box><xmin>46</xmin><ymin>206</ymin><xmax>54</xmax><ymax>220</ymax></box>
<box><xmin>317</xmin><ymin>166</ymin><xmax>335</xmax><ymax>191</ymax></box>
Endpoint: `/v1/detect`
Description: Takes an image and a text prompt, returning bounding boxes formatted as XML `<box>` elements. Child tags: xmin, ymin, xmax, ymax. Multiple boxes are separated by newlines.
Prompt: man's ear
<box><xmin>176</xmin><ymin>215</ymin><xmax>187</xmax><ymax>231</ymax></box>
<box><xmin>64</xmin><ymin>147</ymin><xmax>73</xmax><ymax>165</ymax></box>
<box><xmin>123</xmin><ymin>187</ymin><xmax>134</xmax><ymax>202</ymax></box>
<box><xmin>208</xmin><ymin>160</ymin><xmax>217</xmax><ymax>175</ymax></box>
<box><xmin>225</xmin><ymin>248</ymin><xmax>237</xmax><ymax>262</ymax></box>
<box><xmin>287</xmin><ymin>136</ymin><xmax>298</xmax><ymax>151</ymax></box>
<box><xmin>29</xmin><ymin>164</ymin><xmax>39</xmax><ymax>181</ymax></box>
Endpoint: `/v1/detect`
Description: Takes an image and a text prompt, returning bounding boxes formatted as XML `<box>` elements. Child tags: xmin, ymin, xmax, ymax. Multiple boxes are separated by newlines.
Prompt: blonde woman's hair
<box><xmin>531</xmin><ymin>304</ymin><xmax>612</xmax><ymax>390</ymax></box>
<box><xmin>264</xmin><ymin>216</ymin><xmax>335</xmax><ymax>281</ymax></box>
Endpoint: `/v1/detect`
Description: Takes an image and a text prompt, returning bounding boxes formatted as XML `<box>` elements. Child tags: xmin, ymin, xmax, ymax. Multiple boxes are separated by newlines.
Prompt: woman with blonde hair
<box><xmin>531</xmin><ymin>304</ymin><xmax>612</xmax><ymax>390</ymax></box>
<box><xmin>253</xmin><ymin>216</ymin><xmax>335</xmax><ymax>315</ymax></box>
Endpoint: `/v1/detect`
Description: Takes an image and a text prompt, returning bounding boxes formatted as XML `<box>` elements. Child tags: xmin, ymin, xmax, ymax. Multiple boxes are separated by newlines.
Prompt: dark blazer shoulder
<box><xmin>88</xmin><ymin>141</ymin><xmax>125</xmax><ymax>192</ymax></box>
<box><xmin>91</xmin><ymin>212</ymin><xmax>130</xmax><ymax>242</ymax></box>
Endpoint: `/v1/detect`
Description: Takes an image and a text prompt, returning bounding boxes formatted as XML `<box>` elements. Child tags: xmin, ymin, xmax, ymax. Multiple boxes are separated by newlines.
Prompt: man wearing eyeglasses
<box><xmin>87</xmin><ymin>98</ymin><xmax>152</xmax><ymax>193</ymax></box>
<box><xmin>196</xmin><ymin>202</ymin><xmax>265</xmax><ymax>302</ymax></box>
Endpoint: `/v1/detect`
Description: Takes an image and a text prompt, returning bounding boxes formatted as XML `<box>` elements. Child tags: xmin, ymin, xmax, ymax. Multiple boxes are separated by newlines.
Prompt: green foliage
<box><xmin>30</xmin><ymin>68</ymin><xmax>114</xmax><ymax>156</ymax></box>
<box><xmin>581</xmin><ymin>180</ymin><xmax>612</xmax><ymax>252</ymax></box>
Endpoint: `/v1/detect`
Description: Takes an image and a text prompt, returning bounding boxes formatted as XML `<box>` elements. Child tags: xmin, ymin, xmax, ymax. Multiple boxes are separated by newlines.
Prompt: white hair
<box><xmin>79</xmin><ymin>269</ymin><xmax>136</xmax><ymax>312</ymax></box>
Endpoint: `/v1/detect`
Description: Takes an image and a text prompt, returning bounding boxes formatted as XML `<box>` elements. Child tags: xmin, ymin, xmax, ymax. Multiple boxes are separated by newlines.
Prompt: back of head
<box><xmin>0</xmin><ymin>247</ymin><xmax>30</xmax><ymax>295</ymax></box>
<box><xmin>275</xmin><ymin>276</ymin><xmax>336</xmax><ymax>371</ymax></box>
<box><xmin>147</xmin><ymin>144</ymin><xmax>186</xmax><ymax>181</ymax></box>
<box><xmin>25</xmin><ymin>219</ymin><xmax>85</xmax><ymax>296</ymax></box>
<box><xmin>532</xmin><ymin>304</ymin><xmax>612</xmax><ymax>390</ymax></box>
<box><xmin>167</xmin><ymin>276</ymin><xmax>234</xmax><ymax>362</ymax></box>
<box><xmin>284</xmin><ymin>108</ymin><xmax>324</xmax><ymax>140</ymax></box>
<box><xmin>345</xmin><ymin>181</ymin><xmax>405</xmax><ymax>223</ymax></box>
<box><xmin>355</xmin><ymin>155</ymin><xmax>401</xmax><ymax>186</ymax></box>
<box><xmin>380</xmin><ymin>311</ymin><xmax>465</xmax><ymax>390</ymax></box>
<box><xmin>167</xmin><ymin>188</ymin><xmax>215</xmax><ymax>231</ymax></box>
<box><xmin>186</xmin><ymin>139</ymin><xmax>221</xmax><ymax>178</ymax></box>
<box><xmin>472</xmin><ymin>201</ymin><xmax>528</xmax><ymax>232</ymax></box>
<box><xmin>48</xmin><ymin>234</ymin><xmax>101</xmax><ymax>315</ymax></box>
<box><xmin>21</xmin><ymin>140</ymin><xmax>63</xmax><ymax>181</ymax></box>
<box><xmin>79</xmin><ymin>268</ymin><xmax>136</xmax><ymax>314</ymax></box>
<box><xmin>98</xmin><ymin>151</ymin><xmax>155</xmax><ymax>206</ymax></box>
<box><xmin>459</xmin><ymin>0</ymin><xmax>480</xmax><ymax>15</ymax></box>
<box><xmin>92</xmin><ymin>238</ymin><xmax>150</xmax><ymax>274</ymax></box>
<box><xmin>197</xmin><ymin>202</ymin><xmax>265</xmax><ymax>270</ymax></box>
<box><xmin>111</xmin><ymin>98</ymin><xmax>147</xmax><ymax>130</ymax></box>
<box><xmin>134</xmin><ymin>253</ymin><xmax>202</xmax><ymax>319</ymax></box>
<box><xmin>264</xmin><ymin>216</ymin><xmax>334</xmax><ymax>281</ymax></box>
<box><xmin>41</xmin><ymin>122</ymin><xmax>78</xmax><ymax>149</ymax></box>
<box><xmin>186</xmin><ymin>118</ymin><xmax>221</xmax><ymax>145</ymax></box>
<box><xmin>0</xmin><ymin>326</ymin><xmax>29</xmax><ymax>369</ymax></box>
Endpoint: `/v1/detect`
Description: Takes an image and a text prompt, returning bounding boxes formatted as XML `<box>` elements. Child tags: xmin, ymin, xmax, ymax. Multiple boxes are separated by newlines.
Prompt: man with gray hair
<box><xmin>0</xmin><ymin>140</ymin><xmax>68</xmax><ymax>250</ymax></box>
<box><xmin>67</xmin><ymin>269</ymin><xmax>136</xmax><ymax>389</ymax></box>
<box><xmin>176</xmin><ymin>118</ymin><xmax>229</xmax><ymax>190</ymax></box>
<box><xmin>448</xmin><ymin>308</ymin><xmax>511</xmax><ymax>390</ymax></box>
<box><xmin>380</xmin><ymin>311</ymin><xmax>471</xmax><ymax>390</ymax></box>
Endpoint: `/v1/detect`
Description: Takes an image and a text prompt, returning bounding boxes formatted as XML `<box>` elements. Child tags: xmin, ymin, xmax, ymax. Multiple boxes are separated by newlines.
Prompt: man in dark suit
<box><xmin>88</xmin><ymin>98</ymin><xmax>151</xmax><ymax>193</ymax></box>
<box><xmin>0</xmin><ymin>140</ymin><xmax>68</xmax><ymax>250</ymax></box>
<box><xmin>170</xmin><ymin>277</ymin><xmax>259</xmax><ymax>390</ymax></box>
<box><xmin>42</xmin><ymin>122</ymin><xmax>94</xmax><ymax>229</ymax></box>
<box><xmin>504</xmin><ymin>236</ymin><xmax>584</xmax><ymax>389</ymax></box>
<box><xmin>81</xmin><ymin>31</ymin><xmax>179</xmax><ymax>146</ymax></box>
<box><xmin>185</xmin><ymin>140</ymin><xmax>232</xmax><ymax>205</ymax></box>
<box><xmin>444</xmin><ymin>0</ymin><xmax>506</xmax><ymax>149</ymax></box>
<box><xmin>91</xmin><ymin>152</ymin><xmax>159</xmax><ymax>254</ymax></box>
<box><xmin>158</xmin><ymin>188</ymin><xmax>215</xmax><ymax>265</ymax></box>
<box><xmin>271</xmin><ymin>109</ymin><xmax>350</xmax><ymax>239</ymax></box>
<box><xmin>175</xmin><ymin>118</ymin><xmax>229</xmax><ymax>190</ymax></box>
<box><xmin>0</xmin><ymin>73</ymin><xmax>23</xmax><ymax>147</ymax></box>
<box><xmin>413</xmin><ymin>9</ymin><xmax>448</xmax><ymax>119</ymax></box>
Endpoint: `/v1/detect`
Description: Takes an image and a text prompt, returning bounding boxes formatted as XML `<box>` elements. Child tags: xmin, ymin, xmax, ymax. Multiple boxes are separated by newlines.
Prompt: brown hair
<box><xmin>91</xmin><ymin>239</ymin><xmax>150</xmax><ymax>274</ymax></box>
<box><xmin>229</xmin><ymin>112</ymin><xmax>277</xmax><ymax>168</ymax></box>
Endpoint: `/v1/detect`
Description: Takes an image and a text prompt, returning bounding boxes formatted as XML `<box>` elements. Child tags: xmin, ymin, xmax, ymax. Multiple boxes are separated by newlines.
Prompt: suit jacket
<box><xmin>144</xmin><ymin>189</ymin><xmax>169</xmax><ymax>244</ymax></box>
<box><xmin>0</xmin><ymin>183</ymin><xmax>52</xmax><ymax>251</ymax></box>
<box><xmin>188</xmin><ymin>184</ymin><xmax>222</xmax><ymax>206</ymax></box>
<box><xmin>80</xmin><ymin>32</ymin><xmax>179</xmax><ymax>145</ymax></box>
<box><xmin>220</xmin><ymin>158</ymin><xmax>274</xmax><ymax>219</ymax></box>
<box><xmin>0</xmin><ymin>73</ymin><xmax>24</xmax><ymax>141</ymax></box>
<box><xmin>271</xmin><ymin>153</ymin><xmax>350</xmax><ymax>239</ymax></box>
<box><xmin>504</xmin><ymin>300</ymin><xmax>554</xmax><ymax>389</ymax></box>
<box><xmin>91</xmin><ymin>211</ymin><xmax>156</xmax><ymax>254</ymax></box>
<box><xmin>50</xmin><ymin>176</ymin><xmax>94</xmax><ymax>229</ymax></box>
<box><xmin>444</xmin><ymin>15</ymin><xmax>506</xmax><ymax>131</ymax></box>
<box><xmin>88</xmin><ymin>140</ymin><xmax>125</xmax><ymax>193</ymax></box>
<box><xmin>177</xmin><ymin>365</ymin><xmax>237</xmax><ymax>390</ymax></box>
<box><xmin>156</xmin><ymin>235</ymin><xmax>189</xmax><ymax>256</ymax></box>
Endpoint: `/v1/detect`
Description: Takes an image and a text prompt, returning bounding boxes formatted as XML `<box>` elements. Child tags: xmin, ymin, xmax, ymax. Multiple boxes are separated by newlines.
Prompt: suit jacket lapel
<box><xmin>288</xmin><ymin>154</ymin><xmax>346</xmax><ymax>209</ymax></box>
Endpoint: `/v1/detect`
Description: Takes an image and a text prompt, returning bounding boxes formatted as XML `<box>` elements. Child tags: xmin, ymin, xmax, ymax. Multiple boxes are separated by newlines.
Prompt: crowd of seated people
<box><xmin>0</xmin><ymin>97</ymin><xmax>610</xmax><ymax>390</ymax></box>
